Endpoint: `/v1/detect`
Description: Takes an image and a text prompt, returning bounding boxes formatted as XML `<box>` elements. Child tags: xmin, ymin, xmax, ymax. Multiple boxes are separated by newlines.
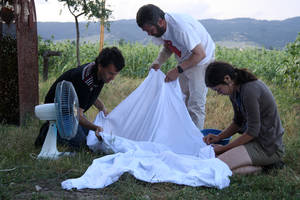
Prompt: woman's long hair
<box><xmin>205</xmin><ymin>61</ymin><xmax>257</xmax><ymax>87</ymax></box>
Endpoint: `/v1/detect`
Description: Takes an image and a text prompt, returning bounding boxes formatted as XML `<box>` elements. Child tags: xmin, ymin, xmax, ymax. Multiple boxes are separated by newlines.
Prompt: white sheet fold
<box><xmin>61</xmin><ymin>69</ymin><xmax>232</xmax><ymax>190</ymax></box>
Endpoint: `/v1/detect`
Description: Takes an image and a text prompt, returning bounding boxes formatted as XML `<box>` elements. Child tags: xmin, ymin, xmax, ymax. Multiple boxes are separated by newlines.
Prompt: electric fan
<box><xmin>35</xmin><ymin>80</ymin><xmax>79</xmax><ymax>159</ymax></box>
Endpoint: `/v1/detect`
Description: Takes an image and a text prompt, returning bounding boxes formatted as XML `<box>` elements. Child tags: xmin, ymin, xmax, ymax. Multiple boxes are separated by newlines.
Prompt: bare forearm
<box><xmin>77</xmin><ymin>108</ymin><xmax>103</xmax><ymax>141</ymax></box>
<box><xmin>222</xmin><ymin>133</ymin><xmax>254</xmax><ymax>152</ymax></box>
<box><xmin>153</xmin><ymin>46</ymin><xmax>172</xmax><ymax>66</ymax></box>
<box><xmin>79</xmin><ymin>115</ymin><xmax>98</xmax><ymax>131</ymax></box>
<box><xmin>218</xmin><ymin>122</ymin><xmax>240</xmax><ymax>140</ymax></box>
<box><xmin>180</xmin><ymin>44</ymin><xmax>206</xmax><ymax>71</ymax></box>
<box><xmin>94</xmin><ymin>99</ymin><xmax>105</xmax><ymax>111</ymax></box>
<box><xmin>180</xmin><ymin>53</ymin><xmax>204</xmax><ymax>70</ymax></box>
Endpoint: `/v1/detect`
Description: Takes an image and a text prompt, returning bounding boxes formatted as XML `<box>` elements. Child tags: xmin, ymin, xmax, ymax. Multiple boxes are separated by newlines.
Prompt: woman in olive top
<box><xmin>203</xmin><ymin>61</ymin><xmax>284</xmax><ymax>174</ymax></box>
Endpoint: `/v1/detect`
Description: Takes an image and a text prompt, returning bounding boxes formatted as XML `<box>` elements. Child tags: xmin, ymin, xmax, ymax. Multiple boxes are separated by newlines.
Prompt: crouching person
<box><xmin>35</xmin><ymin>47</ymin><xmax>125</xmax><ymax>150</ymax></box>
<box><xmin>203</xmin><ymin>61</ymin><xmax>284</xmax><ymax>174</ymax></box>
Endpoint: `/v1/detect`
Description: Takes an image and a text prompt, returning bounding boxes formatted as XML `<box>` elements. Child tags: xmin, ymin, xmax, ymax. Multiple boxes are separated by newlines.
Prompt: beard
<box><xmin>153</xmin><ymin>24</ymin><xmax>166</xmax><ymax>38</ymax></box>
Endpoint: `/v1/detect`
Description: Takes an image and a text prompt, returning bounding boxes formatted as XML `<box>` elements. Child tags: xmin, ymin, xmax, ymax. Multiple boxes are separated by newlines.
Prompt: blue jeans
<box><xmin>36</xmin><ymin>121</ymin><xmax>89</xmax><ymax>150</ymax></box>
<box><xmin>57</xmin><ymin>124</ymin><xmax>89</xmax><ymax>149</ymax></box>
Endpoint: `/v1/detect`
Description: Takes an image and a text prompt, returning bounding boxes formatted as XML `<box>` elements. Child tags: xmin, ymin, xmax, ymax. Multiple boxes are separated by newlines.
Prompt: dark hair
<box><xmin>136</xmin><ymin>4</ymin><xmax>165</xmax><ymax>28</ymax></box>
<box><xmin>205</xmin><ymin>61</ymin><xmax>257</xmax><ymax>87</ymax></box>
<box><xmin>95</xmin><ymin>47</ymin><xmax>125</xmax><ymax>71</ymax></box>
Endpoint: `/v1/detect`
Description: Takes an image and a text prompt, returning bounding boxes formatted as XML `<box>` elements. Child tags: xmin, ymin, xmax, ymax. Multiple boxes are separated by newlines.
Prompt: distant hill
<box><xmin>37</xmin><ymin>17</ymin><xmax>300</xmax><ymax>49</ymax></box>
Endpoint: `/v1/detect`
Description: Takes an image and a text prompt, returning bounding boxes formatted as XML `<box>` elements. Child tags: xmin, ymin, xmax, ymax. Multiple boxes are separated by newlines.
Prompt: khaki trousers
<box><xmin>178</xmin><ymin>61</ymin><xmax>212</xmax><ymax>130</ymax></box>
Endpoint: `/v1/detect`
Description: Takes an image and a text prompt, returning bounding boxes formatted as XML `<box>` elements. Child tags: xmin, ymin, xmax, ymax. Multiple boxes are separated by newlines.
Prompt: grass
<box><xmin>0</xmin><ymin>74</ymin><xmax>299</xmax><ymax>200</ymax></box>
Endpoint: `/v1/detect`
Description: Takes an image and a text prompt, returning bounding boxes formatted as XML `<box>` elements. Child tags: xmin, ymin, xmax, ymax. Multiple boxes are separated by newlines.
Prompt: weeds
<box><xmin>0</xmin><ymin>42</ymin><xmax>299</xmax><ymax>199</ymax></box>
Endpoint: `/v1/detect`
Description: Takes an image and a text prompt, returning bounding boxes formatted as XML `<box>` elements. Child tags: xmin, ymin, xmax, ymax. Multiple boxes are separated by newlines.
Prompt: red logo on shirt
<box><xmin>164</xmin><ymin>40</ymin><xmax>181</xmax><ymax>57</ymax></box>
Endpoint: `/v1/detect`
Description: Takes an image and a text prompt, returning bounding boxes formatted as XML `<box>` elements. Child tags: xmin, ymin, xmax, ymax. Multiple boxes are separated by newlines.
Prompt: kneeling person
<box><xmin>203</xmin><ymin>61</ymin><xmax>284</xmax><ymax>174</ymax></box>
<box><xmin>35</xmin><ymin>47</ymin><xmax>125</xmax><ymax>149</ymax></box>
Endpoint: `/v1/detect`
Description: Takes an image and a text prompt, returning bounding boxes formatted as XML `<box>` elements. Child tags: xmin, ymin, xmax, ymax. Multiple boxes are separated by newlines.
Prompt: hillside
<box><xmin>37</xmin><ymin>17</ymin><xmax>300</xmax><ymax>48</ymax></box>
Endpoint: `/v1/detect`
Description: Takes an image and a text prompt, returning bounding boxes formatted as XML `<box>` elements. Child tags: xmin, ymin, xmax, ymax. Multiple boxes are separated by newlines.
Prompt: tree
<box><xmin>58</xmin><ymin>0</ymin><xmax>111</xmax><ymax>66</ymax></box>
<box><xmin>99</xmin><ymin>0</ymin><xmax>105</xmax><ymax>52</ymax></box>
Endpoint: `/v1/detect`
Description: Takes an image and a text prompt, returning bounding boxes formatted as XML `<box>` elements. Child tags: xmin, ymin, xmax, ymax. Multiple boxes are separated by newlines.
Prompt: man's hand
<box><xmin>203</xmin><ymin>134</ymin><xmax>220</xmax><ymax>145</ymax></box>
<box><xmin>150</xmin><ymin>63</ymin><xmax>161</xmax><ymax>71</ymax></box>
<box><xmin>102</xmin><ymin>107</ymin><xmax>108</xmax><ymax>116</ymax></box>
<box><xmin>165</xmin><ymin>68</ymin><xmax>179</xmax><ymax>82</ymax></box>
<box><xmin>94</xmin><ymin>99</ymin><xmax>108</xmax><ymax>116</ymax></box>
<box><xmin>94</xmin><ymin>126</ymin><xmax>103</xmax><ymax>142</ymax></box>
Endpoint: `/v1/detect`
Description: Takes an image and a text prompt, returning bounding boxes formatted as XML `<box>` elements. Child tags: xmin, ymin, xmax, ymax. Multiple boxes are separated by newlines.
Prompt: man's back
<box><xmin>44</xmin><ymin>63</ymin><xmax>104</xmax><ymax>112</ymax></box>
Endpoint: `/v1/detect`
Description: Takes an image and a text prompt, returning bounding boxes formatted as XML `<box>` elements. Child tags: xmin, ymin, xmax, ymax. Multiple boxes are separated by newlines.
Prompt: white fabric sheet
<box><xmin>61</xmin><ymin>69</ymin><xmax>232</xmax><ymax>190</ymax></box>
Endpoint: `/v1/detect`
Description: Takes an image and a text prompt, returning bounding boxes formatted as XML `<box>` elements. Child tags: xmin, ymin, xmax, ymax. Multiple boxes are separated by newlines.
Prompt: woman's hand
<box><xmin>203</xmin><ymin>134</ymin><xmax>220</xmax><ymax>145</ymax></box>
<box><xmin>213</xmin><ymin>144</ymin><xmax>226</xmax><ymax>155</ymax></box>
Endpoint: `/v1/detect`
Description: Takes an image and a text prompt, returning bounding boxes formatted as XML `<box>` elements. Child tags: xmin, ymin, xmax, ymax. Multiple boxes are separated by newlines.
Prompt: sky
<box><xmin>35</xmin><ymin>0</ymin><xmax>300</xmax><ymax>22</ymax></box>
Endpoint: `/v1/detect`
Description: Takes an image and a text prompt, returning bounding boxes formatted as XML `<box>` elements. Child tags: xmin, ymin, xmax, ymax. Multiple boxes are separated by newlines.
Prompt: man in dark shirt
<box><xmin>35</xmin><ymin>47</ymin><xmax>125</xmax><ymax>149</ymax></box>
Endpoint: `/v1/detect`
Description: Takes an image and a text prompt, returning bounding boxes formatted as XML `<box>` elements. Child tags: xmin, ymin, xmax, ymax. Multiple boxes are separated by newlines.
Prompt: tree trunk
<box><xmin>99</xmin><ymin>0</ymin><xmax>105</xmax><ymax>52</ymax></box>
<box><xmin>99</xmin><ymin>17</ymin><xmax>104</xmax><ymax>52</ymax></box>
<box><xmin>75</xmin><ymin>16</ymin><xmax>80</xmax><ymax>66</ymax></box>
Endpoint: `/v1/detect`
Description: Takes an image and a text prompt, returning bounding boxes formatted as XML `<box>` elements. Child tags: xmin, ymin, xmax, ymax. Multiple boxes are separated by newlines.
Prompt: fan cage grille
<box><xmin>55</xmin><ymin>81</ymin><xmax>79</xmax><ymax>140</ymax></box>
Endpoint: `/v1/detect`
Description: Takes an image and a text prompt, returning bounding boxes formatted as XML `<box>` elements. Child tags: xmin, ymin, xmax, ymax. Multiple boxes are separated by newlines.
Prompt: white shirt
<box><xmin>152</xmin><ymin>13</ymin><xmax>215</xmax><ymax>65</ymax></box>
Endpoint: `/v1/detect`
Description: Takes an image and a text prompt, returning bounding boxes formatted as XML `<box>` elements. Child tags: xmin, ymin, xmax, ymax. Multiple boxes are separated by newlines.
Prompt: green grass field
<box><xmin>0</xmin><ymin>73</ymin><xmax>299</xmax><ymax>199</ymax></box>
<box><xmin>1</xmin><ymin>38</ymin><xmax>300</xmax><ymax>199</ymax></box>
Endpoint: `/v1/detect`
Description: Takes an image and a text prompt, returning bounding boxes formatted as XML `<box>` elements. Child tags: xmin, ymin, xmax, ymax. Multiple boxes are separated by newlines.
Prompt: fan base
<box><xmin>37</xmin><ymin>121</ymin><xmax>76</xmax><ymax>160</ymax></box>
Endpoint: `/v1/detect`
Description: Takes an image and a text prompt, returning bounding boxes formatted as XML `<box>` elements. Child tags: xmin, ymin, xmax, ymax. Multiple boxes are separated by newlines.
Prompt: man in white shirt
<box><xmin>136</xmin><ymin>4</ymin><xmax>215</xmax><ymax>130</ymax></box>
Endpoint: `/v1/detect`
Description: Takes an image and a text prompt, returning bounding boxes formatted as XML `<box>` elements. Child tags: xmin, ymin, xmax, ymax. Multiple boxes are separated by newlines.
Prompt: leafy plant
<box><xmin>57</xmin><ymin>0</ymin><xmax>112</xmax><ymax>66</ymax></box>
<box><xmin>280</xmin><ymin>33</ymin><xmax>300</xmax><ymax>95</ymax></box>
<box><xmin>36</xmin><ymin>36</ymin><xmax>300</xmax><ymax>99</ymax></box>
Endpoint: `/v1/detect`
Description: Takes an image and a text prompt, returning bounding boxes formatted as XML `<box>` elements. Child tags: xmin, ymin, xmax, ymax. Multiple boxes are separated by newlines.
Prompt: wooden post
<box><xmin>42</xmin><ymin>51</ymin><xmax>61</xmax><ymax>81</ymax></box>
<box><xmin>99</xmin><ymin>0</ymin><xmax>105</xmax><ymax>52</ymax></box>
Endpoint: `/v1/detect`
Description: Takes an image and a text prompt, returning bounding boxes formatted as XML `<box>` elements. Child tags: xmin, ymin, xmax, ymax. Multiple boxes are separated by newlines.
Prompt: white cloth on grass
<box><xmin>61</xmin><ymin>69</ymin><xmax>232</xmax><ymax>190</ymax></box>
<box><xmin>87</xmin><ymin>69</ymin><xmax>213</xmax><ymax>157</ymax></box>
